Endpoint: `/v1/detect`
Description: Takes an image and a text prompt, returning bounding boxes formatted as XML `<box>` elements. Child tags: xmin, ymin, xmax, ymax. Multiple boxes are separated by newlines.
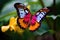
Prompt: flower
<box><xmin>1</xmin><ymin>17</ymin><xmax>24</xmax><ymax>34</ymax></box>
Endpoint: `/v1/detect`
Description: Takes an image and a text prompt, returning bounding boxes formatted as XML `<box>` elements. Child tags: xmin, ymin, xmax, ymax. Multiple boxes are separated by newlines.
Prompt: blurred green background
<box><xmin>0</xmin><ymin>0</ymin><xmax>60</xmax><ymax>40</ymax></box>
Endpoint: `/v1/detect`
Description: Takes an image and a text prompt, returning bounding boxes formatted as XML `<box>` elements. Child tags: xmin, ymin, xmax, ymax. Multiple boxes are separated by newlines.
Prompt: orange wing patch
<box><xmin>18</xmin><ymin>18</ymin><xmax>29</xmax><ymax>29</ymax></box>
<box><xmin>29</xmin><ymin>22</ymin><xmax>40</xmax><ymax>31</ymax></box>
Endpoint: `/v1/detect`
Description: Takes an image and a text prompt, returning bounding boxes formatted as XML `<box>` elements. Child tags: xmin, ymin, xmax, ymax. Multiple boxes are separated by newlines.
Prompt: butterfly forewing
<box><xmin>29</xmin><ymin>8</ymin><xmax>49</xmax><ymax>31</ymax></box>
<box><xmin>14</xmin><ymin>3</ymin><xmax>31</xmax><ymax>29</ymax></box>
<box><xmin>36</xmin><ymin>12</ymin><xmax>46</xmax><ymax>22</ymax></box>
<box><xmin>18</xmin><ymin>8</ymin><xmax>26</xmax><ymax>18</ymax></box>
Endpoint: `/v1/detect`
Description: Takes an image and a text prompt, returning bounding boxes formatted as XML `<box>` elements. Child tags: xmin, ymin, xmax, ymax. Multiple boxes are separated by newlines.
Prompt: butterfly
<box><xmin>14</xmin><ymin>3</ymin><xmax>50</xmax><ymax>31</ymax></box>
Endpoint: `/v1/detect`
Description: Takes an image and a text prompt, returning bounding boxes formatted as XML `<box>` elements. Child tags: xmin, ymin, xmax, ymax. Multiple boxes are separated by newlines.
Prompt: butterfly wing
<box><xmin>29</xmin><ymin>8</ymin><xmax>49</xmax><ymax>31</ymax></box>
<box><xmin>14</xmin><ymin>3</ymin><xmax>31</xmax><ymax>29</ymax></box>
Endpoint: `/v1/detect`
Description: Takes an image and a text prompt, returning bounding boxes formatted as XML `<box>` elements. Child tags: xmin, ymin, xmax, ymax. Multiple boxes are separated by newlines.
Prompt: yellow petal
<box><xmin>9</xmin><ymin>26</ymin><xmax>14</xmax><ymax>31</ymax></box>
<box><xmin>1</xmin><ymin>26</ymin><xmax>9</xmax><ymax>32</ymax></box>
<box><xmin>27</xmin><ymin>5</ymin><xmax>30</xmax><ymax>9</ymax></box>
<box><xmin>16</xmin><ymin>26</ymin><xmax>24</xmax><ymax>34</ymax></box>
<box><xmin>9</xmin><ymin>17</ymin><xmax>17</xmax><ymax>31</ymax></box>
<box><xmin>9</xmin><ymin>17</ymin><xmax>17</xmax><ymax>26</ymax></box>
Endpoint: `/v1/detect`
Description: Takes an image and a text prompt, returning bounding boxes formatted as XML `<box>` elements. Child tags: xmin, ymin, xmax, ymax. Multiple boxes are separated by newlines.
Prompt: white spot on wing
<box><xmin>25</xmin><ymin>10</ymin><xmax>28</xmax><ymax>13</ymax></box>
<box><xmin>39</xmin><ymin>14</ymin><xmax>44</xmax><ymax>18</ymax></box>
<box><xmin>36</xmin><ymin>12</ymin><xmax>40</xmax><ymax>15</ymax></box>
<box><xmin>41</xmin><ymin>12</ymin><xmax>45</xmax><ymax>15</ymax></box>
<box><xmin>36</xmin><ymin>12</ymin><xmax>46</xmax><ymax>22</ymax></box>
<box><xmin>19</xmin><ymin>8</ymin><xmax>26</xmax><ymax>18</ymax></box>
<box><xmin>37</xmin><ymin>16</ymin><xmax>41</xmax><ymax>22</ymax></box>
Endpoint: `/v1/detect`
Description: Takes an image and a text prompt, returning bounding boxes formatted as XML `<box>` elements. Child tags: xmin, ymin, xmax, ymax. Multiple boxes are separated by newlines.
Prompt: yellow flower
<box><xmin>1</xmin><ymin>17</ymin><xmax>24</xmax><ymax>34</ymax></box>
<box><xmin>1</xmin><ymin>26</ymin><xmax>9</xmax><ymax>32</ymax></box>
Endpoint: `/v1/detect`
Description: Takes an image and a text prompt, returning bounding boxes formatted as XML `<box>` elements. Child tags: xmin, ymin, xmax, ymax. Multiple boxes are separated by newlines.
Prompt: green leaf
<box><xmin>56</xmin><ymin>17</ymin><xmax>60</xmax><ymax>31</ymax></box>
<box><xmin>34</xmin><ymin>19</ymin><xmax>49</xmax><ymax>36</ymax></box>
<box><xmin>0</xmin><ymin>11</ymin><xmax>17</xmax><ymax>21</ymax></box>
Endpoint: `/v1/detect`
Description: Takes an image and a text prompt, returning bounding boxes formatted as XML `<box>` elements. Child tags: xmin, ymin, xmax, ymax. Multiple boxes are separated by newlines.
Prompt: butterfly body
<box><xmin>24</xmin><ymin>13</ymin><xmax>31</xmax><ymax>23</ymax></box>
<box><xmin>14</xmin><ymin>3</ymin><xmax>49</xmax><ymax>31</ymax></box>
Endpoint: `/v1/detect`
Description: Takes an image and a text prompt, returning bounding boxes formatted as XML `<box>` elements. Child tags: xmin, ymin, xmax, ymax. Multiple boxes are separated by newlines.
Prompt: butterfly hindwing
<box><xmin>14</xmin><ymin>3</ymin><xmax>31</xmax><ymax>29</ymax></box>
